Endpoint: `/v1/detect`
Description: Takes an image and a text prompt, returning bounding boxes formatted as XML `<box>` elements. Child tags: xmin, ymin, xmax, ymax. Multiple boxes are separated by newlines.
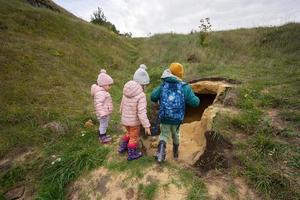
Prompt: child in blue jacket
<box><xmin>150</xmin><ymin>63</ymin><xmax>200</xmax><ymax>162</ymax></box>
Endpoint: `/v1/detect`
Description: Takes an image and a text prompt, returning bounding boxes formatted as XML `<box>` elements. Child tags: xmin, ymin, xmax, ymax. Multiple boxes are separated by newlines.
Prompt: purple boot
<box><xmin>99</xmin><ymin>134</ymin><xmax>112</xmax><ymax>144</ymax></box>
<box><xmin>127</xmin><ymin>148</ymin><xmax>143</xmax><ymax>161</ymax></box>
<box><xmin>118</xmin><ymin>140</ymin><xmax>128</xmax><ymax>153</ymax></box>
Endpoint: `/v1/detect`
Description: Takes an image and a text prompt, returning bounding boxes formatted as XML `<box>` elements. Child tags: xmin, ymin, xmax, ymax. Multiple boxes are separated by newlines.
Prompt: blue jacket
<box><xmin>150</xmin><ymin>69</ymin><xmax>200</xmax><ymax>125</ymax></box>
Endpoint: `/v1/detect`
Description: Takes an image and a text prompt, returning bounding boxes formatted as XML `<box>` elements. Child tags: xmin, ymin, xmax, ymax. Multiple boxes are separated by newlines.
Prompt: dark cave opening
<box><xmin>183</xmin><ymin>93</ymin><xmax>217</xmax><ymax>123</ymax></box>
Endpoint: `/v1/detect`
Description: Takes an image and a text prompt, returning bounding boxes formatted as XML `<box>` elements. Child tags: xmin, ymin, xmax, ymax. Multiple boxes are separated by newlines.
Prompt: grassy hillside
<box><xmin>0</xmin><ymin>0</ymin><xmax>299</xmax><ymax>199</ymax></box>
<box><xmin>0</xmin><ymin>0</ymin><xmax>139</xmax><ymax>198</ymax></box>
<box><xmin>0</xmin><ymin>0</ymin><xmax>138</xmax><ymax>155</ymax></box>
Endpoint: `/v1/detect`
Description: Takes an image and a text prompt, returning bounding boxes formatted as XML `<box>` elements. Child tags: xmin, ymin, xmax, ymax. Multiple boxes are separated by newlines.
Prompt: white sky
<box><xmin>53</xmin><ymin>0</ymin><xmax>300</xmax><ymax>37</ymax></box>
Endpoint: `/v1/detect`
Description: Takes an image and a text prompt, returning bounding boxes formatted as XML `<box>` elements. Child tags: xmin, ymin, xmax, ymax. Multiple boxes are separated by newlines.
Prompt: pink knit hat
<box><xmin>97</xmin><ymin>69</ymin><xmax>113</xmax><ymax>86</ymax></box>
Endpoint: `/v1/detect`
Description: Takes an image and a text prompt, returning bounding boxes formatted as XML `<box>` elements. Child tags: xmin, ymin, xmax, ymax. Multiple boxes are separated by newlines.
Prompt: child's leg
<box><xmin>118</xmin><ymin>126</ymin><xmax>130</xmax><ymax>153</ymax></box>
<box><xmin>159</xmin><ymin>124</ymin><xmax>172</xmax><ymax>143</ymax></box>
<box><xmin>99</xmin><ymin>115</ymin><xmax>111</xmax><ymax>143</ymax></box>
<box><xmin>171</xmin><ymin>125</ymin><xmax>180</xmax><ymax>159</ymax></box>
<box><xmin>127</xmin><ymin>126</ymin><xmax>142</xmax><ymax>161</ymax></box>
<box><xmin>127</xmin><ymin>126</ymin><xmax>140</xmax><ymax>149</ymax></box>
<box><xmin>122</xmin><ymin>126</ymin><xmax>130</xmax><ymax>142</ymax></box>
<box><xmin>99</xmin><ymin>115</ymin><xmax>109</xmax><ymax>136</ymax></box>
<box><xmin>171</xmin><ymin>125</ymin><xmax>180</xmax><ymax>145</ymax></box>
<box><xmin>157</xmin><ymin>124</ymin><xmax>171</xmax><ymax>162</ymax></box>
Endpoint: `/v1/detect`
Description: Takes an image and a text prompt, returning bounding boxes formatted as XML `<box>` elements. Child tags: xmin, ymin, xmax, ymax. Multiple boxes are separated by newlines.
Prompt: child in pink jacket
<box><xmin>118</xmin><ymin>64</ymin><xmax>151</xmax><ymax>161</ymax></box>
<box><xmin>91</xmin><ymin>69</ymin><xmax>114</xmax><ymax>143</ymax></box>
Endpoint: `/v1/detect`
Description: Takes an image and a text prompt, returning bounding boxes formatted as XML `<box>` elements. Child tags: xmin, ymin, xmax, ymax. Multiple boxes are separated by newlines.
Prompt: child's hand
<box><xmin>145</xmin><ymin>127</ymin><xmax>151</xmax><ymax>136</ymax></box>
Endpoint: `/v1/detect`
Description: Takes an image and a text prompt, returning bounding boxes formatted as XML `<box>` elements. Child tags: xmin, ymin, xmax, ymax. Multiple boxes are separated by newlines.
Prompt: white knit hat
<box><xmin>133</xmin><ymin>64</ymin><xmax>150</xmax><ymax>85</ymax></box>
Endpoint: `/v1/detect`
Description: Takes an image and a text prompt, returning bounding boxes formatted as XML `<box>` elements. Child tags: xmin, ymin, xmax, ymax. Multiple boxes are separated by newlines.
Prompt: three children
<box><xmin>91</xmin><ymin>63</ymin><xmax>200</xmax><ymax>162</ymax></box>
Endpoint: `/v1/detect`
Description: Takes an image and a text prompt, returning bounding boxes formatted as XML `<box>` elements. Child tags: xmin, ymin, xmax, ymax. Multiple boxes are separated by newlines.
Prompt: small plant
<box><xmin>198</xmin><ymin>17</ymin><xmax>212</xmax><ymax>46</ymax></box>
<box><xmin>143</xmin><ymin>183</ymin><xmax>158</xmax><ymax>200</ymax></box>
<box><xmin>179</xmin><ymin>170</ymin><xmax>208</xmax><ymax>200</ymax></box>
<box><xmin>186</xmin><ymin>180</ymin><xmax>208</xmax><ymax>200</ymax></box>
<box><xmin>228</xmin><ymin>184</ymin><xmax>238</xmax><ymax>198</ymax></box>
<box><xmin>90</xmin><ymin>7</ymin><xmax>120</xmax><ymax>34</ymax></box>
<box><xmin>90</xmin><ymin>7</ymin><xmax>107</xmax><ymax>25</ymax></box>
<box><xmin>138</xmin><ymin>183</ymin><xmax>158</xmax><ymax>200</ymax></box>
<box><xmin>122</xmin><ymin>32</ymin><xmax>133</xmax><ymax>38</ymax></box>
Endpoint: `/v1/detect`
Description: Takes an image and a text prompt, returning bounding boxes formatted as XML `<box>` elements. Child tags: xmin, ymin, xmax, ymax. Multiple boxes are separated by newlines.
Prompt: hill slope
<box><xmin>0</xmin><ymin>0</ymin><xmax>138</xmax><ymax>155</ymax></box>
<box><xmin>0</xmin><ymin>0</ymin><xmax>299</xmax><ymax>199</ymax></box>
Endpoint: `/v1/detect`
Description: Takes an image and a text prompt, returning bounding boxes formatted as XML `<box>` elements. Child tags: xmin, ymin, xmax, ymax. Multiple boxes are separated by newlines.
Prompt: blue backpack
<box><xmin>159</xmin><ymin>82</ymin><xmax>185</xmax><ymax>123</ymax></box>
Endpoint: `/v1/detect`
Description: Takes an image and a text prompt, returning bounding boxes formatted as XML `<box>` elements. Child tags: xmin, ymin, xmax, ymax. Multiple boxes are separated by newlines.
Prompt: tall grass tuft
<box><xmin>36</xmin><ymin>146</ymin><xmax>109</xmax><ymax>199</ymax></box>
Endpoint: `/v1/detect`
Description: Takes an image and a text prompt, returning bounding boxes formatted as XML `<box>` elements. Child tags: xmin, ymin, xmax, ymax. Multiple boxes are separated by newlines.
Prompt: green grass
<box><xmin>214</xmin><ymin>107</ymin><xmax>300</xmax><ymax>199</ymax></box>
<box><xmin>179</xmin><ymin>169</ymin><xmax>209</xmax><ymax>200</ymax></box>
<box><xmin>35</xmin><ymin>128</ymin><xmax>110</xmax><ymax>199</ymax></box>
<box><xmin>138</xmin><ymin>182</ymin><xmax>158</xmax><ymax>200</ymax></box>
<box><xmin>227</xmin><ymin>183</ymin><xmax>238</xmax><ymax>198</ymax></box>
<box><xmin>0</xmin><ymin>166</ymin><xmax>26</xmax><ymax>190</ymax></box>
<box><xmin>105</xmin><ymin>156</ymin><xmax>153</xmax><ymax>179</ymax></box>
<box><xmin>0</xmin><ymin>0</ymin><xmax>138</xmax><ymax>198</ymax></box>
<box><xmin>1</xmin><ymin>0</ymin><xmax>300</xmax><ymax>199</ymax></box>
<box><xmin>0</xmin><ymin>0</ymin><xmax>138</xmax><ymax>156</ymax></box>
<box><xmin>186</xmin><ymin>180</ymin><xmax>208</xmax><ymax>200</ymax></box>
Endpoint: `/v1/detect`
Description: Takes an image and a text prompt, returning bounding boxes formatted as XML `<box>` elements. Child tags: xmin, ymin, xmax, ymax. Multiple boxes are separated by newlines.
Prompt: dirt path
<box><xmin>68</xmin><ymin>165</ymin><xmax>187</xmax><ymax>200</ymax></box>
<box><xmin>203</xmin><ymin>170</ymin><xmax>259</xmax><ymax>200</ymax></box>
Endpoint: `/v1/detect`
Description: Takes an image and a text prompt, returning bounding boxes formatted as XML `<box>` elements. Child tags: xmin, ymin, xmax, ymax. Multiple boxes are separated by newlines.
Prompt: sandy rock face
<box><xmin>142</xmin><ymin>80</ymin><xmax>236</xmax><ymax>165</ymax></box>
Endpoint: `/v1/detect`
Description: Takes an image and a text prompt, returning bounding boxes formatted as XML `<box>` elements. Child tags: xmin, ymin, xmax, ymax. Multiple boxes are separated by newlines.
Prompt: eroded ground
<box><xmin>68</xmin><ymin>166</ymin><xmax>188</xmax><ymax>200</ymax></box>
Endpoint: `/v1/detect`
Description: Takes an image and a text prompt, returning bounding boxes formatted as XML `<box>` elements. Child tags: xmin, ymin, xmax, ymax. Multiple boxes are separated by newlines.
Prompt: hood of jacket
<box><xmin>161</xmin><ymin>69</ymin><xmax>181</xmax><ymax>83</ymax></box>
<box><xmin>91</xmin><ymin>84</ymin><xmax>106</xmax><ymax>96</ymax></box>
<box><xmin>123</xmin><ymin>80</ymin><xmax>143</xmax><ymax>98</ymax></box>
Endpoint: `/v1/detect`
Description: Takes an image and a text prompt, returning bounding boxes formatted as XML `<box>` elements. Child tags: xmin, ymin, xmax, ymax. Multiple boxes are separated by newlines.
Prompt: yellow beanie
<box><xmin>169</xmin><ymin>63</ymin><xmax>184</xmax><ymax>79</ymax></box>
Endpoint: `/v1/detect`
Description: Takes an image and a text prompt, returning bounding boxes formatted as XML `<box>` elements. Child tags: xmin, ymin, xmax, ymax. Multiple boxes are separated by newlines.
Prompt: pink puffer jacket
<box><xmin>120</xmin><ymin>81</ymin><xmax>150</xmax><ymax>128</ymax></box>
<box><xmin>91</xmin><ymin>84</ymin><xmax>113</xmax><ymax>118</ymax></box>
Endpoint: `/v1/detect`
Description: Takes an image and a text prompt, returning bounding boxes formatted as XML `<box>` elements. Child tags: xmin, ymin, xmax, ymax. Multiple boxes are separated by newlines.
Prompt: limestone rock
<box><xmin>42</xmin><ymin>121</ymin><xmax>66</xmax><ymax>135</ymax></box>
<box><xmin>4</xmin><ymin>185</ymin><xmax>25</xmax><ymax>200</ymax></box>
<box><xmin>0</xmin><ymin>159</ymin><xmax>12</xmax><ymax>173</ymax></box>
<box><xmin>223</xmin><ymin>89</ymin><xmax>238</xmax><ymax>106</ymax></box>
<box><xmin>84</xmin><ymin>119</ymin><xmax>94</xmax><ymax>128</ymax></box>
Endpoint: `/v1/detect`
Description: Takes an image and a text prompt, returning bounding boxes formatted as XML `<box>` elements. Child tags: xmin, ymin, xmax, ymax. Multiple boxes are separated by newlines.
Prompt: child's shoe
<box><xmin>173</xmin><ymin>143</ymin><xmax>179</xmax><ymax>160</ymax></box>
<box><xmin>127</xmin><ymin>148</ymin><xmax>143</xmax><ymax>161</ymax></box>
<box><xmin>156</xmin><ymin>140</ymin><xmax>166</xmax><ymax>163</ymax></box>
<box><xmin>99</xmin><ymin>134</ymin><xmax>112</xmax><ymax>144</ymax></box>
<box><xmin>118</xmin><ymin>140</ymin><xmax>128</xmax><ymax>153</ymax></box>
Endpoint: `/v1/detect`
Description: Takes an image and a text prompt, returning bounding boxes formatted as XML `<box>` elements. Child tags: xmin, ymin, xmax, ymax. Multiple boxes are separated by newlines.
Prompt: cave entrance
<box><xmin>178</xmin><ymin>92</ymin><xmax>217</xmax><ymax>164</ymax></box>
<box><xmin>141</xmin><ymin>78</ymin><xmax>238</xmax><ymax>166</ymax></box>
<box><xmin>183</xmin><ymin>93</ymin><xmax>217</xmax><ymax>123</ymax></box>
